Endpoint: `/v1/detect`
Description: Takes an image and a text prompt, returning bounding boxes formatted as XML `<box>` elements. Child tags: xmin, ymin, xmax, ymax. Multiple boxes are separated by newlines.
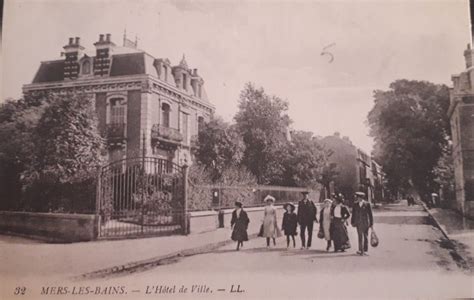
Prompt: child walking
<box><xmin>231</xmin><ymin>201</ymin><xmax>250</xmax><ymax>251</ymax></box>
<box><xmin>282</xmin><ymin>203</ymin><xmax>298</xmax><ymax>249</ymax></box>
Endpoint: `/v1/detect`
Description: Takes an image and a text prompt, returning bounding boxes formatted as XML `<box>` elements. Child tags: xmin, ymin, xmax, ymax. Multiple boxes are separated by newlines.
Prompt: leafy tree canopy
<box><xmin>235</xmin><ymin>82</ymin><xmax>292</xmax><ymax>184</ymax></box>
<box><xmin>283</xmin><ymin>131</ymin><xmax>328</xmax><ymax>188</ymax></box>
<box><xmin>22</xmin><ymin>93</ymin><xmax>105</xmax><ymax>186</ymax></box>
<box><xmin>194</xmin><ymin>116</ymin><xmax>245</xmax><ymax>182</ymax></box>
<box><xmin>367</xmin><ymin>79</ymin><xmax>451</xmax><ymax>198</ymax></box>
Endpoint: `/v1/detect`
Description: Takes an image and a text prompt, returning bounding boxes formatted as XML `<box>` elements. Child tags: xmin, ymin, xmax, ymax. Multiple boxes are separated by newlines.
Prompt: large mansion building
<box><xmin>23</xmin><ymin>33</ymin><xmax>215</xmax><ymax>166</ymax></box>
<box><xmin>449</xmin><ymin>42</ymin><xmax>474</xmax><ymax>217</ymax></box>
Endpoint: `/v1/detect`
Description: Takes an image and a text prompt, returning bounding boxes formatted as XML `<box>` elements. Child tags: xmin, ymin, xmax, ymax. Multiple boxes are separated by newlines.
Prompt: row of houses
<box><xmin>320</xmin><ymin>133</ymin><xmax>385</xmax><ymax>205</ymax></box>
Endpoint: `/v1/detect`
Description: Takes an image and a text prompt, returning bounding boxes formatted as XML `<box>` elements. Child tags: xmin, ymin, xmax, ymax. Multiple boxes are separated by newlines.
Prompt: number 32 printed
<box><xmin>14</xmin><ymin>287</ymin><xmax>26</xmax><ymax>295</ymax></box>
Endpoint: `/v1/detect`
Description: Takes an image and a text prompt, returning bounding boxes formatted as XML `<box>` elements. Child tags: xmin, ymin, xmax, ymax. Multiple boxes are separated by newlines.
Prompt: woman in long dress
<box><xmin>330</xmin><ymin>195</ymin><xmax>351</xmax><ymax>252</ymax></box>
<box><xmin>319</xmin><ymin>199</ymin><xmax>333</xmax><ymax>251</ymax></box>
<box><xmin>231</xmin><ymin>201</ymin><xmax>250</xmax><ymax>251</ymax></box>
<box><xmin>262</xmin><ymin>195</ymin><xmax>281</xmax><ymax>247</ymax></box>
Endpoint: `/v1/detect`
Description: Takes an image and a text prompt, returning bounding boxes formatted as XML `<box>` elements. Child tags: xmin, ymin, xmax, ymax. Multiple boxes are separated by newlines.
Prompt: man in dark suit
<box><xmin>351</xmin><ymin>192</ymin><xmax>373</xmax><ymax>256</ymax></box>
<box><xmin>297</xmin><ymin>191</ymin><xmax>318</xmax><ymax>249</ymax></box>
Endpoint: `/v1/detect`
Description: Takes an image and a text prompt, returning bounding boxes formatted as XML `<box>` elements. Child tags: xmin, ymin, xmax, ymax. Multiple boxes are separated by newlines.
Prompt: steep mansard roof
<box><xmin>30</xmin><ymin>51</ymin><xmax>209</xmax><ymax>102</ymax></box>
<box><xmin>33</xmin><ymin>52</ymin><xmax>154</xmax><ymax>83</ymax></box>
<box><xmin>33</xmin><ymin>60</ymin><xmax>65</xmax><ymax>83</ymax></box>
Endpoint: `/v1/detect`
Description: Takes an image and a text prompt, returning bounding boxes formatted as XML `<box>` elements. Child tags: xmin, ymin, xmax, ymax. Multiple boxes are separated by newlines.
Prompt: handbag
<box><xmin>258</xmin><ymin>224</ymin><xmax>264</xmax><ymax>237</ymax></box>
<box><xmin>370</xmin><ymin>228</ymin><xmax>379</xmax><ymax>247</ymax></box>
<box><xmin>317</xmin><ymin>227</ymin><xmax>325</xmax><ymax>239</ymax></box>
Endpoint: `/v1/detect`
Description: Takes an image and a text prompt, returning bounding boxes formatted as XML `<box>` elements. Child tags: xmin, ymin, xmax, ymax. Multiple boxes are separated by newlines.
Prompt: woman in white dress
<box><xmin>262</xmin><ymin>195</ymin><xmax>281</xmax><ymax>247</ymax></box>
<box><xmin>319</xmin><ymin>199</ymin><xmax>333</xmax><ymax>251</ymax></box>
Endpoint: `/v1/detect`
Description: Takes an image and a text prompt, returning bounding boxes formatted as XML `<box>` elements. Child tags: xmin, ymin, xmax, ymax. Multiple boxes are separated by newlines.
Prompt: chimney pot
<box><xmin>99</xmin><ymin>34</ymin><xmax>104</xmax><ymax>42</ymax></box>
<box><xmin>75</xmin><ymin>37</ymin><xmax>80</xmax><ymax>45</ymax></box>
<box><xmin>69</xmin><ymin>37</ymin><xmax>74</xmax><ymax>45</ymax></box>
<box><xmin>106</xmin><ymin>33</ymin><xmax>111</xmax><ymax>42</ymax></box>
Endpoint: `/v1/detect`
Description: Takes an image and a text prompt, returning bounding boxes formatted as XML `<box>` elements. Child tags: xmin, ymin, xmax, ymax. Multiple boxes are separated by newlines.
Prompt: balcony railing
<box><xmin>151</xmin><ymin>124</ymin><xmax>183</xmax><ymax>145</ymax></box>
<box><xmin>106</xmin><ymin>123</ymin><xmax>126</xmax><ymax>140</ymax></box>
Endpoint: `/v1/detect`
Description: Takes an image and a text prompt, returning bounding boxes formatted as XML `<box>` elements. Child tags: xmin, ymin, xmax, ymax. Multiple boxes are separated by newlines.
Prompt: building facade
<box><xmin>23</xmin><ymin>34</ymin><xmax>215</xmax><ymax>166</ymax></box>
<box><xmin>449</xmin><ymin>43</ymin><xmax>474</xmax><ymax>217</ymax></box>
<box><xmin>321</xmin><ymin>133</ymin><xmax>385</xmax><ymax>206</ymax></box>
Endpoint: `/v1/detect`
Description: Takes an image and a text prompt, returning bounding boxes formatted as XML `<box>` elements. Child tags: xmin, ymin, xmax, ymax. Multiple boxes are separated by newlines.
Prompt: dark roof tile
<box><xmin>32</xmin><ymin>60</ymin><xmax>65</xmax><ymax>83</ymax></box>
<box><xmin>109</xmin><ymin>53</ymin><xmax>146</xmax><ymax>76</ymax></box>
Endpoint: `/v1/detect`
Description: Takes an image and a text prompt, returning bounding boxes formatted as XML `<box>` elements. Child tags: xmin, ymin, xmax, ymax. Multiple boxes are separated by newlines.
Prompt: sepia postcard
<box><xmin>1</xmin><ymin>0</ymin><xmax>474</xmax><ymax>299</ymax></box>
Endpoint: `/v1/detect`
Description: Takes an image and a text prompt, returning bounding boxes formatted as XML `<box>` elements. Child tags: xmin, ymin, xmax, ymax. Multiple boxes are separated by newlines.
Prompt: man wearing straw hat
<box><xmin>351</xmin><ymin>192</ymin><xmax>373</xmax><ymax>256</ymax></box>
<box><xmin>297</xmin><ymin>191</ymin><xmax>318</xmax><ymax>249</ymax></box>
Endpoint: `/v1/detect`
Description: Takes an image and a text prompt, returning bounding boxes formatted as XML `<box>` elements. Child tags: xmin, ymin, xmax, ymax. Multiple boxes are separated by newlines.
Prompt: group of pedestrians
<box><xmin>230</xmin><ymin>191</ymin><xmax>374</xmax><ymax>256</ymax></box>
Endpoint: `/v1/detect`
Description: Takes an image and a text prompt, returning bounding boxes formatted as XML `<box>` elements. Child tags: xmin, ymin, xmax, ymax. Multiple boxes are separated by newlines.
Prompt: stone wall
<box><xmin>188</xmin><ymin>204</ymin><xmax>324</xmax><ymax>235</ymax></box>
<box><xmin>0</xmin><ymin>211</ymin><xmax>99</xmax><ymax>242</ymax></box>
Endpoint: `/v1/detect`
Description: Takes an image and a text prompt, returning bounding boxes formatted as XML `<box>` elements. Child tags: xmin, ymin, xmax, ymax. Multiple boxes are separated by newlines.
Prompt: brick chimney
<box><xmin>464</xmin><ymin>43</ymin><xmax>474</xmax><ymax>69</ymax></box>
<box><xmin>63</xmin><ymin>36</ymin><xmax>84</xmax><ymax>80</ymax></box>
<box><xmin>93</xmin><ymin>33</ymin><xmax>115</xmax><ymax>76</ymax></box>
<box><xmin>465</xmin><ymin>1</ymin><xmax>474</xmax><ymax>69</ymax></box>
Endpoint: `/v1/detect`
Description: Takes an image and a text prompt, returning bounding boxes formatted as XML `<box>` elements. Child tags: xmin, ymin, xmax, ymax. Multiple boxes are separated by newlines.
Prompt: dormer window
<box><xmin>182</xmin><ymin>73</ymin><xmax>187</xmax><ymax>90</ymax></box>
<box><xmin>163</xmin><ymin>65</ymin><xmax>168</xmax><ymax>82</ymax></box>
<box><xmin>82</xmin><ymin>60</ymin><xmax>91</xmax><ymax>75</ymax></box>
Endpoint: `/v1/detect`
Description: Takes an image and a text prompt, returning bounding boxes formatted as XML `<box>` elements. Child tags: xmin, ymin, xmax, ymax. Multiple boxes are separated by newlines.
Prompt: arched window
<box><xmin>82</xmin><ymin>60</ymin><xmax>91</xmax><ymax>75</ymax></box>
<box><xmin>110</xmin><ymin>98</ymin><xmax>126</xmax><ymax>124</ymax></box>
<box><xmin>161</xmin><ymin>103</ymin><xmax>170</xmax><ymax>127</ymax></box>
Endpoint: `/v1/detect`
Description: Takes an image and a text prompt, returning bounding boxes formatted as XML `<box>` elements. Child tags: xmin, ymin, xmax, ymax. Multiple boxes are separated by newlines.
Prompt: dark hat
<box><xmin>234</xmin><ymin>201</ymin><xmax>243</xmax><ymax>208</ymax></box>
<box><xmin>284</xmin><ymin>203</ymin><xmax>295</xmax><ymax>211</ymax></box>
<box><xmin>301</xmin><ymin>191</ymin><xmax>309</xmax><ymax>195</ymax></box>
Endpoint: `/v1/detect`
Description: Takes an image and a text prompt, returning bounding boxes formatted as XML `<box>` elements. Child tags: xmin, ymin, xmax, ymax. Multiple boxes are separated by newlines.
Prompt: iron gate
<box><xmin>97</xmin><ymin>157</ymin><xmax>188</xmax><ymax>238</ymax></box>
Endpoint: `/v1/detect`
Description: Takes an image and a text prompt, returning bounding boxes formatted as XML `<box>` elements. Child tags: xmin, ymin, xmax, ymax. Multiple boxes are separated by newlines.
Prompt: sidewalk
<box><xmin>0</xmin><ymin>213</ymin><xmax>265</xmax><ymax>280</ymax></box>
<box><xmin>1</xmin><ymin>202</ymin><xmax>451</xmax><ymax>281</ymax></box>
<box><xmin>428</xmin><ymin>207</ymin><xmax>474</xmax><ymax>268</ymax></box>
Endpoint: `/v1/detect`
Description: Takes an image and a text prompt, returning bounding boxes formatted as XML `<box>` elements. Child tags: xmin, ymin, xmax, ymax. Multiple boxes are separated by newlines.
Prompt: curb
<box><xmin>420</xmin><ymin>203</ymin><xmax>470</xmax><ymax>271</ymax></box>
<box><xmin>420</xmin><ymin>202</ymin><xmax>451</xmax><ymax>240</ymax></box>
<box><xmin>75</xmin><ymin>232</ymin><xmax>259</xmax><ymax>281</ymax></box>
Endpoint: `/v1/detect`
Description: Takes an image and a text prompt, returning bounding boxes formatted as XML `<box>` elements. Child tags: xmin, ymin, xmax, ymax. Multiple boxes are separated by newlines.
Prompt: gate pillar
<box><xmin>182</xmin><ymin>163</ymin><xmax>189</xmax><ymax>235</ymax></box>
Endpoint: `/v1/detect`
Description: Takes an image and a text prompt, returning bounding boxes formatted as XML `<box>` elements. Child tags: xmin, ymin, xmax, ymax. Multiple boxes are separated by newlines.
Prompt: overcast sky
<box><xmin>1</xmin><ymin>0</ymin><xmax>470</xmax><ymax>152</ymax></box>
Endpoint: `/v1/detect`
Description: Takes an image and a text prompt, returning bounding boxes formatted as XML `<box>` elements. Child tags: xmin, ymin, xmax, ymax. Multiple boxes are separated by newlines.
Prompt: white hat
<box><xmin>264</xmin><ymin>195</ymin><xmax>276</xmax><ymax>203</ymax></box>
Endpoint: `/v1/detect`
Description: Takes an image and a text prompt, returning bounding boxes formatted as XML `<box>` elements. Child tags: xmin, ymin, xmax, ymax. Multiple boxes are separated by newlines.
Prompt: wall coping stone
<box><xmin>0</xmin><ymin>211</ymin><xmax>97</xmax><ymax>220</ymax></box>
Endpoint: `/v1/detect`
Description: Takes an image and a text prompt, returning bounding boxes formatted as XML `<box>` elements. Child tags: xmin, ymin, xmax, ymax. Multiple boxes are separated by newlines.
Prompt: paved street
<box><xmin>95</xmin><ymin>204</ymin><xmax>473</xmax><ymax>299</ymax></box>
<box><xmin>1</xmin><ymin>203</ymin><xmax>473</xmax><ymax>299</ymax></box>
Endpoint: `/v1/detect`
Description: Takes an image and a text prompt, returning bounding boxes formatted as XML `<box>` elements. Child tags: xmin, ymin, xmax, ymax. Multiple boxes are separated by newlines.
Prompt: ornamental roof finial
<box><xmin>179</xmin><ymin>54</ymin><xmax>188</xmax><ymax>69</ymax></box>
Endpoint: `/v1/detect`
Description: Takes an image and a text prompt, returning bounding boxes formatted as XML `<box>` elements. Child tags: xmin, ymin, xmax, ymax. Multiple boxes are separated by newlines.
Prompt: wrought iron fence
<box><xmin>97</xmin><ymin>156</ymin><xmax>187</xmax><ymax>238</ymax></box>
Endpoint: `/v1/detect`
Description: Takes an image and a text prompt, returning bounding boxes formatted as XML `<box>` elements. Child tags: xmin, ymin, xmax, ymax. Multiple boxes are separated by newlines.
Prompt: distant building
<box><xmin>321</xmin><ymin>133</ymin><xmax>385</xmax><ymax>205</ymax></box>
<box><xmin>23</xmin><ymin>33</ymin><xmax>215</xmax><ymax>166</ymax></box>
<box><xmin>449</xmin><ymin>41</ymin><xmax>474</xmax><ymax>217</ymax></box>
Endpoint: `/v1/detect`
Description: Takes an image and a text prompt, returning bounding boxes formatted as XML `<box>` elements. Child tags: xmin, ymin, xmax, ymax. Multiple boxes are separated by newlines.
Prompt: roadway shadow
<box><xmin>279</xmin><ymin>249</ymin><xmax>328</xmax><ymax>256</ymax></box>
<box><xmin>304</xmin><ymin>252</ymin><xmax>362</xmax><ymax>260</ymax></box>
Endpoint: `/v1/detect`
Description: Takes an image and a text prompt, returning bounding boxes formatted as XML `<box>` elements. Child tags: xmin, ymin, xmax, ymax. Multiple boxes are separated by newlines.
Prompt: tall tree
<box><xmin>367</xmin><ymin>79</ymin><xmax>451</xmax><ymax>200</ymax></box>
<box><xmin>433</xmin><ymin>146</ymin><xmax>455</xmax><ymax>204</ymax></box>
<box><xmin>23</xmin><ymin>93</ymin><xmax>104</xmax><ymax>186</ymax></box>
<box><xmin>0</xmin><ymin>98</ymin><xmax>47</xmax><ymax>209</ymax></box>
<box><xmin>194</xmin><ymin>117</ymin><xmax>245</xmax><ymax>182</ymax></box>
<box><xmin>235</xmin><ymin>82</ymin><xmax>291</xmax><ymax>184</ymax></box>
<box><xmin>283</xmin><ymin>131</ymin><xmax>328</xmax><ymax>188</ymax></box>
